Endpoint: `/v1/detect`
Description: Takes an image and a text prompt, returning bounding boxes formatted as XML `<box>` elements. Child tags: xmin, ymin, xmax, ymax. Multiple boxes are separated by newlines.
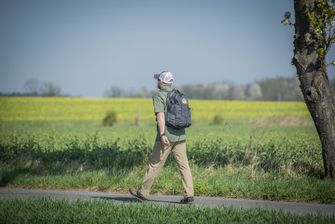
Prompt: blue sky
<box><xmin>0</xmin><ymin>0</ymin><xmax>334</xmax><ymax>97</ymax></box>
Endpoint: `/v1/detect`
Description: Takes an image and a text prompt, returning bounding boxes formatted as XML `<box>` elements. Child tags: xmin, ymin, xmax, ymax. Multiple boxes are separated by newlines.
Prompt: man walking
<box><xmin>129</xmin><ymin>71</ymin><xmax>194</xmax><ymax>204</ymax></box>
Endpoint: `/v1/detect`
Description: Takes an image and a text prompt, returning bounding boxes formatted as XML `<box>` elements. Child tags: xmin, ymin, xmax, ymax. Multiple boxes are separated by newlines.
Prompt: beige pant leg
<box><xmin>139</xmin><ymin>141</ymin><xmax>171</xmax><ymax>197</ymax></box>
<box><xmin>171</xmin><ymin>141</ymin><xmax>194</xmax><ymax>197</ymax></box>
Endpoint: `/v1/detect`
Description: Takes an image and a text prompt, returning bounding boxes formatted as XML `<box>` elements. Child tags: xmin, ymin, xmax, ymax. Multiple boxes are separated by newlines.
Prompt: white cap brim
<box><xmin>153</xmin><ymin>74</ymin><xmax>160</xmax><ymax>79</ymax></box>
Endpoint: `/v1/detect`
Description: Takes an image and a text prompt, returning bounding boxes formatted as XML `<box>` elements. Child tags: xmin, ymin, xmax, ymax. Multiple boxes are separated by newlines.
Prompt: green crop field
<box><xmin>1</xmin><ymin>97</ymin><xmax>335</xmax><ymax>204</ymax></box>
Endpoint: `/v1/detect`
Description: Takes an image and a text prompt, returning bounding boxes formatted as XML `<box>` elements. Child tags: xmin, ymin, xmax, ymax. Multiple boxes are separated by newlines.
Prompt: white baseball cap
<box><xmin>154</xmin><ymin>71</ymin><xmax>174</xmax><ymax>84</ymax></box>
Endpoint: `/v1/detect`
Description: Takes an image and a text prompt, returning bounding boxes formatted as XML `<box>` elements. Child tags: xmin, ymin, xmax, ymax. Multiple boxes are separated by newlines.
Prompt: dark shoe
<box><xmin>129</xmin><ymin>188</ymin><xmax>148</xmax><ymax>201</ymax></box>
<box><xmin>180</xmin><ymin>196</ymin><xmax>194</xmax><ymax>204</ymax></box>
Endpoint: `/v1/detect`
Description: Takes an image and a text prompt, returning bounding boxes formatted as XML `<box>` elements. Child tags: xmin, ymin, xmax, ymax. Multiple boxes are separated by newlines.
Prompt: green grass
<box><xmin>5</xmin><ymin>165</ymin><xmax>335</xmax><ymax>203</ymax></box>
<box><xmin>0</xmin><ymin>198</ymin><xmax>334</xmax><ymax>224</ymax></box>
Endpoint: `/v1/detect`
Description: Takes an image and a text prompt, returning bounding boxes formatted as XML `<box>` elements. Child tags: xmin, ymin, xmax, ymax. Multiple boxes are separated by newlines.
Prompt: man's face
<box><xmin>157</xmin><ymin>80</ymin><xmax>162</xmax><ymax>89</ymax></box>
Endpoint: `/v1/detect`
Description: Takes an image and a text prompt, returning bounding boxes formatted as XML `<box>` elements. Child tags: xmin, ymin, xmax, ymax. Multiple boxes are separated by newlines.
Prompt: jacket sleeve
<box><xmin>153</xmin><ymin>93</ymin><xmax>165</xmax><ymax>114</ymax></box>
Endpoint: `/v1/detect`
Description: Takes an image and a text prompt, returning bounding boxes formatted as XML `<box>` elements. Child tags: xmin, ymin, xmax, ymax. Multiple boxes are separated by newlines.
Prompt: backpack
<box><xmin>165</xmin><ymin>89</ymin><xmax>191</xmax><ymax>129</ymax></box>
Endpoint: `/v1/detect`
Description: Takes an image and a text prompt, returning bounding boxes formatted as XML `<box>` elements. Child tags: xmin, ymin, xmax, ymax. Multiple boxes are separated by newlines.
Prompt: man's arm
<box><xmin>156</xmin><ymin>112</ymin><xmax>170</xmax><ymax>146</ymax></box>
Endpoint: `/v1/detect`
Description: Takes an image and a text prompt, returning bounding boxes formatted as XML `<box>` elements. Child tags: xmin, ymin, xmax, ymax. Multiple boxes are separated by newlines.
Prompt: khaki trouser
<box><xmin>138</xmin><ymin>140</ymin><xmax>194</xmax><ymax>197</ymax></box>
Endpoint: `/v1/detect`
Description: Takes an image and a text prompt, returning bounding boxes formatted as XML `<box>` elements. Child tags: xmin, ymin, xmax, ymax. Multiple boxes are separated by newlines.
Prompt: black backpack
<box><xmin>165</xmin><ymin>89</ymin><xmax>191</xmax><ymax>129</ymax></box>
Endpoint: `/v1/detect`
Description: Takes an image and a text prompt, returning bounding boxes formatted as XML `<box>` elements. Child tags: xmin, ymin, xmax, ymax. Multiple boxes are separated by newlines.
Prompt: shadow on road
<box><xmin>92</xmin><ymin>196</ymin><xmax>181</xmax><ymax>205</ymax></box>
<box><xmin>91</xmin><ymin>196</ymin><xmax>141</xmax><ymax>203</ymax></box>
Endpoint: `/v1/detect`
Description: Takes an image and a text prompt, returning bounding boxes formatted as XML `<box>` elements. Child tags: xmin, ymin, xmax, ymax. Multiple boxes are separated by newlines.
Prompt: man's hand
<box><xmin>161</xmin><ymin>135</ymin><xmax>170</xmax><ymax>146</ymax></box>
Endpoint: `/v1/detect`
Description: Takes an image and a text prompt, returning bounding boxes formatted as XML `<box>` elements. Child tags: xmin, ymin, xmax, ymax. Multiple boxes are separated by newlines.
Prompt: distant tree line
<box><xmin>1</xmin><ymin>76</ymin><xmax>333</xmax><ymax>100</ymax></box>
<box><xmin>0</xmin><ymin>79</ymin><xmax>65</xmax><ymax>97</ymax></box>
<box><xmin>104</xmin><ymin>86</ymin><xmax>155</xmax><ymax>99</ymax></box>
<box><xmin>106</xmin><ymin>76</ymin><xmax>335</xmax><ymax>101</ymax></box>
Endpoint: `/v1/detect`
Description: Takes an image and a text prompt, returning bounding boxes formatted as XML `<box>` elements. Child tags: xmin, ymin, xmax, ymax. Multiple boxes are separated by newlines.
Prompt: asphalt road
<box><xmin>1</xmin><ymin>188</ymin><xmax>335</xmax><ymax>216</ymax></box>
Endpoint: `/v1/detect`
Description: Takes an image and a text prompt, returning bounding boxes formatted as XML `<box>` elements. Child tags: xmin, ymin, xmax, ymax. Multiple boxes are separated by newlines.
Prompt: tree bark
<box><xmin>293</xmin><ymin>0</ymin><xmax>335</xmax><ymax>178</ymax></box>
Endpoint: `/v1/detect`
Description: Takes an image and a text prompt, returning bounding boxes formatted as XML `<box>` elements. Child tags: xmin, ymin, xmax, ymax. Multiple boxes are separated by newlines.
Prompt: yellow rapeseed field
<box><xmin>0</xmin><ymin>97</ymin><xmax>311</xmax><ymax>122</ymax></box>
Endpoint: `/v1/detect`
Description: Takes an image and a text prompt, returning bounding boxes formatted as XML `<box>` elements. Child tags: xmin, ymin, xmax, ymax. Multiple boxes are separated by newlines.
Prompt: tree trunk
<box><xmin>293</xmin><ymin>0</ymin><xmax>335</xmax><ymax>178</ymax></box>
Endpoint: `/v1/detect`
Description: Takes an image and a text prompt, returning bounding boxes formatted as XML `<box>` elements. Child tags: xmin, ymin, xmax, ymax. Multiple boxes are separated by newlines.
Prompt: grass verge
<box><xmin>0</xmin><ymin>198</ymin><xmax>334</xmax><ymax>224</ymax></box>
<box><xmin>3</xmin><ymin>164</ymin><xmax>335</xmax><ymax>203</ymax></box>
